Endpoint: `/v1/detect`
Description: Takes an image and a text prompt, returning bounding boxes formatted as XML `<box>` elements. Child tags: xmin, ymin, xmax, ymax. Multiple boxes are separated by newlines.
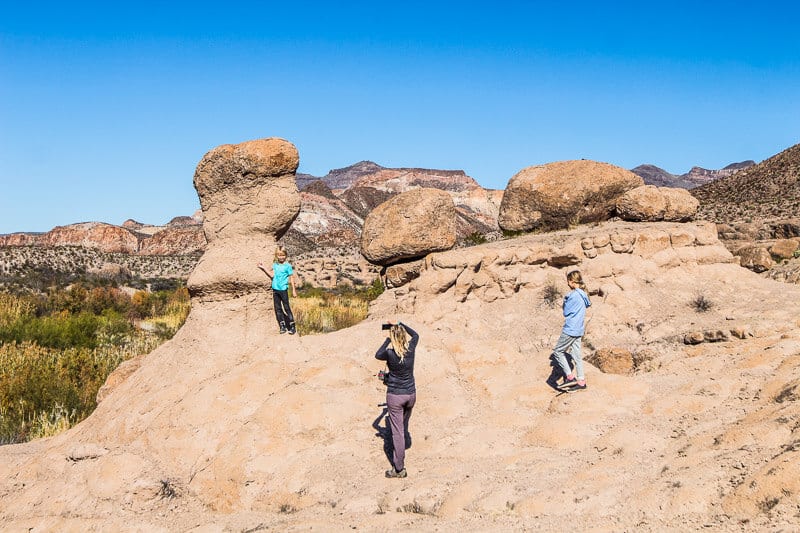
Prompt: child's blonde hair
<box><xmin>273</xmin><ymin>247</ymin><xmax>289</xmax><ymax>262</ymax></box>
<box><xmin>390</xmin><ymin>325</ymin><xmax>409</xmax><ymax>361</ymax></box>
<box><xmin>567</xmin><ymin>270</ymin><xmax>586</xmax><ymax>291</ymax></box>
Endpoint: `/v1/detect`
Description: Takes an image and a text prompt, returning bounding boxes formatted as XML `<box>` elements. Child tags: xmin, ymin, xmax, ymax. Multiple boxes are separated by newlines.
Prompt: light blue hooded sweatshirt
<box><xmin>562</xmin><ymin>288</ymin><xmax>591</xmax><ymax>337</ymax></box>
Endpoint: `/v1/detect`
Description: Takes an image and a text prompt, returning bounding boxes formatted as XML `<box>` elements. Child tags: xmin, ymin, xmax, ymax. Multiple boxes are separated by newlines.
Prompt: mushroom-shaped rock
<box><xmin>361</xmin><ymin>188</ymin><xmax>456</xmax><ymax>265</ymax></box>
<box><xmin>498</xmin><ymin>160</ymin><xmax>643</xmax><ymax>232</ymax></box>
<box><xmin>616</xmin><ymin>185</ymin><xmax>699</xmax><ymax>222</ymax></box>
<box><xmin>188</xmin><ymin>138</ymin><xmax>301</xmax><ymax>301</ymax></box>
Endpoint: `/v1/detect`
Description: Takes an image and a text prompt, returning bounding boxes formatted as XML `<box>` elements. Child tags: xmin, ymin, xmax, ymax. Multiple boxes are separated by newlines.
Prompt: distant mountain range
<box><xmin>630</xmin><ymin>161</ymin><xmax>755</xmax><ymax>189</ymax></box>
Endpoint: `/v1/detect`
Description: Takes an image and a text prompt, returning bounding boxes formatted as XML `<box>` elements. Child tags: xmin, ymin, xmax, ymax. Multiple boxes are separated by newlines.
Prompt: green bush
<box><xmin>0</xmin><ymin>342</ymin><xmax>130</xmax><ymax>443</ymax></box>
<box><xmin>0</xmin><ymin>287</ymin><xmax>188</xmax><ymax>443</ymax></box>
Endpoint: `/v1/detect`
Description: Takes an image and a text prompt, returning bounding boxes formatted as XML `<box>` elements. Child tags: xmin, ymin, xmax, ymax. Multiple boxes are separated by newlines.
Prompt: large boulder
<box><xmin>360</xmin><ymin>188</ymin><xmax>456</xmax><ymax>265</ymax></box>
<box><xmin>187</xmin><ymin>138</ymin><xmax>301</xmax><ymax>301</ymax></box>
<box><xmin>616</xmin><ymin>185</ymin><xmax>699</xmax><ymax>222</ymax></box>
<box><xmin>735</xmin><ymin>245</ymin><xmax>775</xmax><ymax>273</ymax></box>
<box><xmin>769</xmin><ymin>238</ymin><xmax>800</xmax><ymax>260</ymax></box>
<box><xmin>661</xmin><ymin>187</ymin><xmax>700</xmax><ymax>221</ymax></box>
<box><xmin>498</xmin><ymin>160</ymin><xmax>643</xmax><ymax>232</ymax></box>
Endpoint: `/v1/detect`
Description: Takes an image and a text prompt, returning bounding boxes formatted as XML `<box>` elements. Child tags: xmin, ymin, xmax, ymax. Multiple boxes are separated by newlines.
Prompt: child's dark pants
<box><xmin>272</xmin><ymin>289</ymin><xmax>294</xmax><ymax>326</ymax></box>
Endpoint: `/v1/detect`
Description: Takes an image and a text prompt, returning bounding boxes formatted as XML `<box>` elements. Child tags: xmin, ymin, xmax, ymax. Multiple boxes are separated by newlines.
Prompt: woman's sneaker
<box><xmin>385</xmin><ymin>468</ymin><xmax>407</xmax><ymax>478</ymax></box>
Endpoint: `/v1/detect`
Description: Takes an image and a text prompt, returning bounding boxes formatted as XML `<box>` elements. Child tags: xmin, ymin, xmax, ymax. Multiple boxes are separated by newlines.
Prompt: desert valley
<box><xmin>1</xmin><ymin>138</ymin><xmax>799</xmax><ymax>531</ymax></box>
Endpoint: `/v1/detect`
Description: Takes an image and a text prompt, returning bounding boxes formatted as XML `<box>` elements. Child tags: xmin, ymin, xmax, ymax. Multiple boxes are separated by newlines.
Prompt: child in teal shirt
<box><xmin>258</xmin><ymin>247</ymin><xmax>298</xmax><ymax>334</ymax></box>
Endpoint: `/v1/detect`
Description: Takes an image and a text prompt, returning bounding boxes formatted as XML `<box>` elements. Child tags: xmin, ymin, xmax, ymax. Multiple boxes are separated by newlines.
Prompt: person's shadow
<box><xmin>545</xmin><ymin>352</ymin><xmax>575</xmax><ymax>391</ymax></box>
<box><xmin>372</xmin><ymin>404</ymin><xmax>413</xmax><ymax>469</ymax></box>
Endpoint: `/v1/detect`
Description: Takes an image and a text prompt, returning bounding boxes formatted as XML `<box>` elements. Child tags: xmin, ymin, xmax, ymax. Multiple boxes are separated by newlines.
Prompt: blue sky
<box><xmin>1</xmin><ymin>1</ymin><xmax>799</xmax><ymax>233</ymax></box>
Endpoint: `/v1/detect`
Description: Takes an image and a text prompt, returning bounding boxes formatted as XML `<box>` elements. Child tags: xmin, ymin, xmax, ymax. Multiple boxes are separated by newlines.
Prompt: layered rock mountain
<box><xmin>630</xmin><ymin>160</ymin><xmax>755</xmax><ymax>189</ymax></box>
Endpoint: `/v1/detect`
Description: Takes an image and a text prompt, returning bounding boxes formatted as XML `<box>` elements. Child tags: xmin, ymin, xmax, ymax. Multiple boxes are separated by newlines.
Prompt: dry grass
<box><xmin>292</xmin><ymin>294</ymin><xmax>369</xmax><ymax>335</ymax></box>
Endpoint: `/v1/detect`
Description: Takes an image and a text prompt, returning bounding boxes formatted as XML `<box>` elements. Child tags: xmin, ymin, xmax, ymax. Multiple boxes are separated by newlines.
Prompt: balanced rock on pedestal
<box><xmin>188</xmin><ymin>138</ymin><xmax>301</xmax><ymax>301</ymax></box>
<box><xmin>498</xmin><ymin>160</ymin><xmax>643</xmax><ymax>232</ymax></box>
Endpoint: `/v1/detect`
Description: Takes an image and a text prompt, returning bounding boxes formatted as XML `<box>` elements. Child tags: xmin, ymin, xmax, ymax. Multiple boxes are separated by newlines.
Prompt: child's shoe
<box><xmin>279</xmin><ymin>323</ymin><xmax>287</xmax><ymax>334</ymax></box>
<box><xmin>385</xmin><ymin>468</ymin><xmax>407</xmax><ymax>478</ymax></box>
<box><xmin>288</xmin><ymin>323</ymin><xmax>296</xmax><ymax>335</ymax></box>
<box><xmin>558</xmin><ymin>377</ymin><xmax>578</xmax><ymax>389</ymax></box>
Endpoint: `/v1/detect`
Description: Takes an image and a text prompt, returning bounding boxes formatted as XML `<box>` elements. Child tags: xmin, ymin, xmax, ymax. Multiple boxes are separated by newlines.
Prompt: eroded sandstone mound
<box><xmin>498</xmin><ymin>160</ymin><xmax>643</xmax><ymax>232</ymax></box>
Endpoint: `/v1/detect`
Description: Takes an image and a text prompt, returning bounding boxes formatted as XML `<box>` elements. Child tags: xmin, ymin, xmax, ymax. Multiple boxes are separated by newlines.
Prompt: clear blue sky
<box><xmin>2</xmin><ymin>1</ymin><xmax>799</xmax><ymax>234</ymax></box>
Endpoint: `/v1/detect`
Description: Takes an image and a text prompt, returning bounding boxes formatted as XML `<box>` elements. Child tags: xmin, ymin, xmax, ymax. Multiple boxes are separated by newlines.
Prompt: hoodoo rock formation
<box><xmin>188</xmin><ymin>137</ymin><xmax>300</xmax><ymax>304</ymax></box>
<box><xmin>498</xmin><ymin>160</ymin><xmax>643</xmax><ymax>232</ymax></box>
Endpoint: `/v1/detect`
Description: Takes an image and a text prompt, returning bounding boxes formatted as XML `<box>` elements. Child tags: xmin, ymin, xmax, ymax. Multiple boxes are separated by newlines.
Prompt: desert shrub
<box><xmin>292</xmin><ymin>294</ymin><xmax>368</xmax><ymax>335</ymax></box>
<box><xmin>0</xmin><ymin>307</ymin><xmax>133</xmax><ymax>350</ymax></box>
<box><xmin>690</xmin><ymin>293</ymin><xmax>713</xmax><ymax>313</ymax></box>
<box><xmin>542</xmin><ymin>279</ymin><xmax>562</xmax><ymax>308</ymax></box>
<box><xmin>363</xmin><ymin>277</ymin><xmax>384</xmax><ymax>301</ymax></box>
<box><xmin>464</xmin><ymin>232</ymin><xmax>487</xmax><ymax>246</ymax></box>
<box><xmin>149</xmin><ymin>278</ymin><xmax>183</xmax><ymax>292</ymax></box>
<box><xmin>502</xmin><ymin>229</ymin><xmax>527</xmax><ymax>239</ymax></box>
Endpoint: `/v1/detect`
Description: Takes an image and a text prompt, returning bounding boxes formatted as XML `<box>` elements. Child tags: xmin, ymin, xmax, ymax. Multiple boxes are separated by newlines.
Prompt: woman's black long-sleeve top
<box><xmin>375</xmin><ymin>322</ymin><xmax>419</xmax><ymax>395</ymax></box>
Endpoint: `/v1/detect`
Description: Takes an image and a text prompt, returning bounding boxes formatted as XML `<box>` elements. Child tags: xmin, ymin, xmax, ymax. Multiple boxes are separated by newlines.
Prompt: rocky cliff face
<box><xmin>0</xmin><ymin>222</ymin><xmax>204</xmax><ymax>256</ymax></box>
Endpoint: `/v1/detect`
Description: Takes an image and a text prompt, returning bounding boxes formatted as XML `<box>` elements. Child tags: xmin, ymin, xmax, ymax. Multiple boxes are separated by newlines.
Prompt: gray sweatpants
<box><xmin>386</xmin><ymin>392</ymin><xmax>416</xmax><ymax>471</ymax></box>
<box><xmin>552</xmin><ymin>332</ymin><xmax>584</xmax><ymax>380</ymax></box>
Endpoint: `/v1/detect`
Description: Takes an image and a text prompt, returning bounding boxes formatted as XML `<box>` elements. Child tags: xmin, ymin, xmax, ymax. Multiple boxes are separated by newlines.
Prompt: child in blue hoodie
<box><xmin>554</xmin><ymin>270</ymin><xmax>592</xmax><ymax>390</ymax></box>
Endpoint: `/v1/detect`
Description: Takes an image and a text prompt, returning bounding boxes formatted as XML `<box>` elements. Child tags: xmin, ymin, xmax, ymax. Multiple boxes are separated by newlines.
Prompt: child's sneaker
<box><xmin>558</xmin><ymin>377</ymin><xmax>578</xmax><ymax>389</ymax></box>
<box><xmin>572</xmin><ymin>382</ymin><xmax>587</xmax><ymax>391</ymax></box>
<box><xmin>385</xmin><ymin>468</ymin><xmax>407</xmax><ymax>478</ymax></box>
<box><xmin>288</xmin><ymin>323</ymin><xmax>296</xmax><ymax>335</ymax></box>
<box><xmin>279</xmin><ymin>323</ymin><xmax>287</xmax><ymax>334</ymax></box>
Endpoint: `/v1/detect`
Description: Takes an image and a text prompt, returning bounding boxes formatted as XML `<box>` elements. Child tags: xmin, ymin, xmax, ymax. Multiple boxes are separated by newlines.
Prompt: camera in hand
<box><xmin>377</xmin><ymin>369</ymin><xmax>389</xmax><ymax>385</ymax></box>
<box><xmin>381</xmin><ymin>323</ymin><xmax>392</xmax><ymax>330</ymax></box>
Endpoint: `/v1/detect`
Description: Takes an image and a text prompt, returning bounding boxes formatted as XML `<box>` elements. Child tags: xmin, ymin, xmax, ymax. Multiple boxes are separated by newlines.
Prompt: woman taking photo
<box><xmin>375</xmin><ymin>321</ymin><xmax>419</xmax><ymax>478</ymax></box>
